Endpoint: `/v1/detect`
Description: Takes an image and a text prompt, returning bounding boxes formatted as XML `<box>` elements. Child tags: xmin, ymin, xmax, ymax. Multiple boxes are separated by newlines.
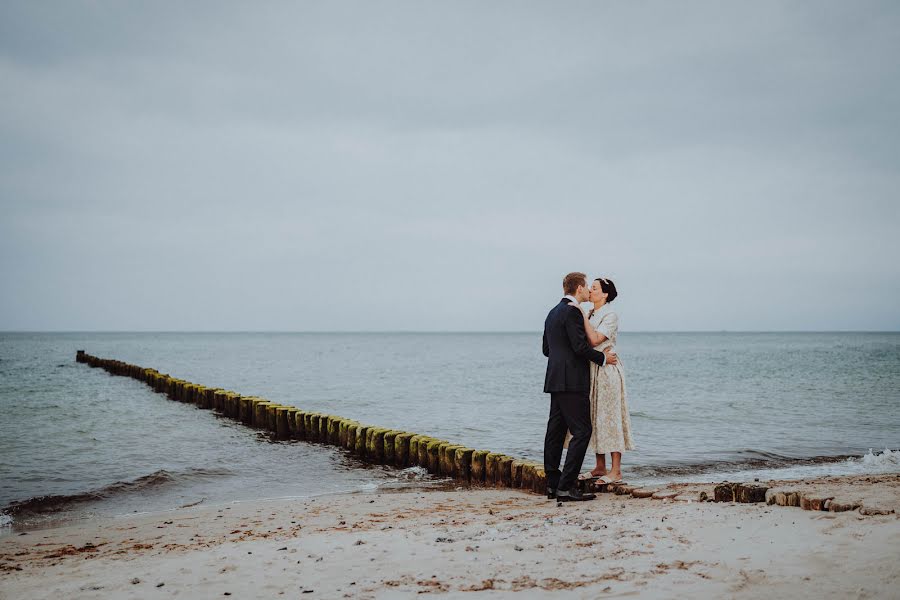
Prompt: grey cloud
<box><xmin>1</xmin><ymin>1</ymin><xmax>898</xmax><ymax>331</ymax></box>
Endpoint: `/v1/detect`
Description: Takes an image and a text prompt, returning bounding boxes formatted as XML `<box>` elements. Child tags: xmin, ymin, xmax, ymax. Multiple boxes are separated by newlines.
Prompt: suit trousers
<box><xmin>543</xmin><ymin>390</ymin><xmax>592</xmax><ymax>492</ymax></box>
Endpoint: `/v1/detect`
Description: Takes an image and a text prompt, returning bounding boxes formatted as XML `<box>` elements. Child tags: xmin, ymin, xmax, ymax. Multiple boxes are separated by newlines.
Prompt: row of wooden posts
<box><xmin>75</xmin><ymin>351</ymin><xmax>549</xmax><ymax>493</ymax></box>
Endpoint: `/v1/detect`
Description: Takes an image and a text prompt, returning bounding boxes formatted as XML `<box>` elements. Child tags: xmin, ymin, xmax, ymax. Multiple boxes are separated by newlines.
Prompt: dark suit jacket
<box><xmin>543</xmin><ymin>298</ymin><xmax>606</xmax><ymax>393</ymax></box>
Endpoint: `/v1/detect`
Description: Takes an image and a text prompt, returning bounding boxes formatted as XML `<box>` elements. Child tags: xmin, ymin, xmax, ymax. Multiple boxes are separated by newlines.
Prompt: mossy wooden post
<box><xmin>454</xmin><ymin>448</ymin><xmax>474</xmax><ymax>482</ymax></box>
<box><xmin>520</xmin><ymin>463</ymin><xmax>535</xmax><ymax>491</ymax></box>
<box><xmin>224</xmin><ymin>393</ymin><xmax>238</xmax><ymax>419</ymax></box>
<box><xmin>354</xmin><ymin>425</ymin><xmax>368</xmax><ymax>456</ymax></box>
<box><xmin>319</xmin><ymin>415</ymin><xmax>332</xmax><ymax>443</ymax></box>
<box><xmin>531</xmin><ymin>466</ymin><xmax>547</xmax><ymax>494</ymax></box>
<box><xmin>320</xmin><ymin>416</ymin><xmax>331</xmax><ymax>444</ymax></box>
<box><xmin>240</xmin><ymin>397</ymin><xmax>254</xmax><ymax>424</ymax></box>
<box><xmin>321</xmin><ymin>416</ymin><xmax>332</xmax><ymax>443</ymax></box>
<box><xmin>335</xmin><ymin>418</ymin><xmax>347</xmax><ymax>446</ymax></box>
<box><xmin>417</xmin><ymin>437</ymin><xmax>431</xmax><ymax>469</ymax></box>
<box><xmin>194</xmin><ymin>385</ymin><xmax>206</xmax><ymax>407</ymax></box>
<box><xmin>224</xmin><ymin>392</ymin><xmax>233</xmax><ymax>417</ymax></box>
<box><xmin>345</xmin><ymin>421</ymin><xmax>360</xmax><ymax>450</ymax></box>
<box><xmin>394</xmin><ymin>433</ymin><xmax>413</xmax><ymax>467</ymax></box>
<box><xmin>346</xmin><ymin>423</ymin><xmax>357</xmax><ymax>451</ymax></box>
<box><xmin>327</xmin><ymin>417</ymin><xmax>341</xmax><ymax>446</ymax></box>
<box><xmin>511</xmin><ymin>460</ymin><xmax>526</xmax><ymax>488</ymax></box>
<box><xmin>498</xmin><ymin>456</ymin><xmax>513</xmax><ymax>487</ymax></box>
<box><xmin>383</xmin><ymin>431</ymin><xmax>401</xmax><ymax>464</ymax></box>
<box><xmin>232</xmin><ymin>394</ymin><xmax>244</xmax><ymax>421</ymax></box>
<box><xmin>195</xmin><ymin>385</ymin><xmax>206</xmax><ymax>406</ymax></box>
<box><xmin>252</xmin><ymin>400</ymin><xmax>269</xmax><ymax>428</ymax></box>
<box><xmin>294</xmin><ymin>409</ymin><xmax>307</xmax><ymax>440</ymax></box>
<box><xmin>266</xmin><ymin>405</ymin><xmax>279</xmax><ymax>433</ymax></box>
<box><xmin>436</xmin><ymin>442</ymin><xmax>450</xmax><ymax>475</ymax></box>
<box><xmin>276</xmin><ymin>407</ymin><xmax>291</xmax><ymax>439</ymax></box>
<box><xmin>300</xmin><ymin>411</ymin><xmax>312</xmax><ymax>440</ymax></box>
<box><xmin>370</xmin><ymin>429</ymin><xmax>387</xmax><ymax>463</ymax></box>
<box><xmin>262</xmin><ymin>404</ymin><xmax>273</xmax><ymax>430</ymax></box>
<box><xmin>309</xmin><ymin>414</ymin><xmax>321</xmax><ymax>441</ymax></box>
<box><xmin>485</xmin><ymin>453</ymin><xmax>503</xmax><ymax>486</ymax></box>
<box><xmin>426</xmin><ymin>440</ymin><xmax>442</xmax><ymax>475</ymax></box>
<box><xmin>205</xmin><ymin>388</ymin><xmax>218</xmax><ymax>410</ymax></box>
<box><xmin>441</xmin><ymin>444</ymin><xmax>463</xmax><ymax>478</ymax></box>
<box><xmin>408</xmin><ymin>436</ymin><xmax>422</xmax><ymax>466</ymax></box>
<box><xmin>471</xmin><ymin>450</ymin><xmax>488</xmax><ymax>484</ymax></box>
<box><xmin>364</xmin><ymin>428</ymin><xmax>375</xmax><ymax>460</ymax></box>
<box><xmin>232</xmin><ymin>393</ymin><xmax>243</xmax><ymax>419</ymax></box>
<box><xmin>286</xmin><ymin>408</ymin><xmax>300</xmax><ymax>437</ymax></box>
<box><xmin>339</xmin><ymin>421</ymin><xmax>349</xmax><ymax>447</ymax></box>
<box><xmin>315</xmin><ymin>414</ymin><xmax>327</xmax><ymax>442</ymax></box>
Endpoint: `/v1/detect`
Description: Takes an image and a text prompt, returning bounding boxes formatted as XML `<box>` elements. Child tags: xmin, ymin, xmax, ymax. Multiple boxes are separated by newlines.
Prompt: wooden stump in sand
<box><xmin>471</xmin><ymin>450</ymin><xmax>488</xmax><ymax>484</ymax></box>
<box><xmin>454</xmin><ymin>448</ymin><xmax>475</xmax><ymax>483</ymax></box>
<box><xmin>394</xmin><ymin>433</ymin><xmax>414</xmax><ymax>467</ymax></box>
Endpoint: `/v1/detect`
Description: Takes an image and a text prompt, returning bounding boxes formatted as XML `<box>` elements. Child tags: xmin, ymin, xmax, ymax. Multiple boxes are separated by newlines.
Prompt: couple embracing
<box><xmin>542</xmin><ymin>272</ymin><xmax>635</xmax><ymax>502</ymax></box>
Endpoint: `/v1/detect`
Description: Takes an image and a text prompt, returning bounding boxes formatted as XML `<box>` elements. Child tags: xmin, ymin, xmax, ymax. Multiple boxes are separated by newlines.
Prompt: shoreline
<box><xmin>3</xmin><ymin>471</ymin><xmax>898</xmax><ymax>536</ymax></box>
<box><xmin>2</xmin><ymin>473</ymin><xmax>898</xmax><ymax>599</ymax></box>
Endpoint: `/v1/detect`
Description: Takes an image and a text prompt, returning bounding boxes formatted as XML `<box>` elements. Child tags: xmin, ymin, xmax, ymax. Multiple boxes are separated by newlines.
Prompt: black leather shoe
<box><xmin>547</xmin><ymin>487</ymin><xmax>557</xmax><ymax>500</ymax></box>
<box><xmin>556</xmin><ymin>488</ymin><xmax>596</xmax><ymax>502</ymax></box>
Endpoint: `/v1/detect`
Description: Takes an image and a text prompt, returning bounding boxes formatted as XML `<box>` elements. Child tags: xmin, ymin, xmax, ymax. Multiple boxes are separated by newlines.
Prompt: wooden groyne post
<box><xmin>74</xmin><ymin>351</ymin><xmax>548</xmax><ymax>493</ymax></box>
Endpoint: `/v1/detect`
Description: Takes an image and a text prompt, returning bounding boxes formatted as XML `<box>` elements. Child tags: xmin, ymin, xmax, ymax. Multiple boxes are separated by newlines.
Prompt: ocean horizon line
<box><xmin>2</xmin><ymin>329</ymin><xmax>899</xmax><ymax>335</ymax></box>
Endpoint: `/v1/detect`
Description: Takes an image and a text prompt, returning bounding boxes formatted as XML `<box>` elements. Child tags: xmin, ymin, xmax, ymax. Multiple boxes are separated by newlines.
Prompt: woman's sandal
<box><xmin>578</xmin><ymin>469</ymin><xmax>608</xmax><ymax>481</ymax></box>
<box><xmin>597</xmin><ymin>475</ymin><xmax>615</xmax><ymax>484</ymax></box>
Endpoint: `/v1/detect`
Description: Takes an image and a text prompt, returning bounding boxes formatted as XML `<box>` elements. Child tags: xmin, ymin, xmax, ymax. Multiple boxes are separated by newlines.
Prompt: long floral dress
<box><xmin>565</xmin><ymin>307</ymin><xmax>635</xmax><ymax>454</ymax></box>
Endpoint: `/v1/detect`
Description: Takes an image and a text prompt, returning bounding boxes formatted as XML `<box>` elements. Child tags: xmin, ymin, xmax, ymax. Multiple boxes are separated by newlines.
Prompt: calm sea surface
<box><xmin>2</xmin><ymin>332</ymin><xmax>898</xmax><ymax>531</ymax></box>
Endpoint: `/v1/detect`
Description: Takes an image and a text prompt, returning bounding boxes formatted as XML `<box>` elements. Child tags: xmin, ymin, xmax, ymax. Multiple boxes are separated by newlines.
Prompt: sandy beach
<box><xmin>2</xmin><ymin>474</ymin><xmax>898</xmax><ymax>599</ymax></box>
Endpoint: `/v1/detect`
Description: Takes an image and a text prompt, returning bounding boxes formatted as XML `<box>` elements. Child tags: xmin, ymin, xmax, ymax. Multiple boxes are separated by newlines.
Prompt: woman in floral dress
<box><xmin>567</xmin><ymin>277</ymin><xmax>634</xmax><ymax>483</ymax></box>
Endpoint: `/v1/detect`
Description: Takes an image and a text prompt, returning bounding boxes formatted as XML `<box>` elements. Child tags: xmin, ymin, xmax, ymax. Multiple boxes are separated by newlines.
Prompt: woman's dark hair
<box><xmin>596</xmin><ymin>277</ymin><xmax>618</xmax><ymax>304</ymax></box>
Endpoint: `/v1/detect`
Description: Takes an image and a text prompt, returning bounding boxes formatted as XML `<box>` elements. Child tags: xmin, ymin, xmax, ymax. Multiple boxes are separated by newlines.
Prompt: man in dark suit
<box><xmin>543</xmin><ymin>272</ymin><xmax>618</xmax><ymax>501</ymax></box>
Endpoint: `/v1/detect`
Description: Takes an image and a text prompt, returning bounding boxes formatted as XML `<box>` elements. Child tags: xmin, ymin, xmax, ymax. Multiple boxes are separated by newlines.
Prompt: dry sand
<box><xmin>2</xmin><ymin>475</ymin><xmax>899</xmax><ymax>599</ymax></box>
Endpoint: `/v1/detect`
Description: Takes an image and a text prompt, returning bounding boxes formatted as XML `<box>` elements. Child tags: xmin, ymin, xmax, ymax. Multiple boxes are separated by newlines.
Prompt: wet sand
<box><xmin>1</xmin><ymin>474</ymin><xmax>898</xmax><ymax>599</ymax></box>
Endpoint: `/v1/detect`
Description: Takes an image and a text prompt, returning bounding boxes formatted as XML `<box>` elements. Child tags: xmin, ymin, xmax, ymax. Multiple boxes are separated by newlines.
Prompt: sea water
<box><xmin>1</xmin><ymin>332</ymin><xmax>898</xmax><ymax>531</ymax></box>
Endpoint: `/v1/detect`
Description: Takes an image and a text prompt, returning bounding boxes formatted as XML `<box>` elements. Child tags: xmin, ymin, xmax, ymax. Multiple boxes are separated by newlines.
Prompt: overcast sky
<box><xmin>1</xmin><ymin>1</ymin><xmax>898</xmax><ymax>331</ymax></box>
